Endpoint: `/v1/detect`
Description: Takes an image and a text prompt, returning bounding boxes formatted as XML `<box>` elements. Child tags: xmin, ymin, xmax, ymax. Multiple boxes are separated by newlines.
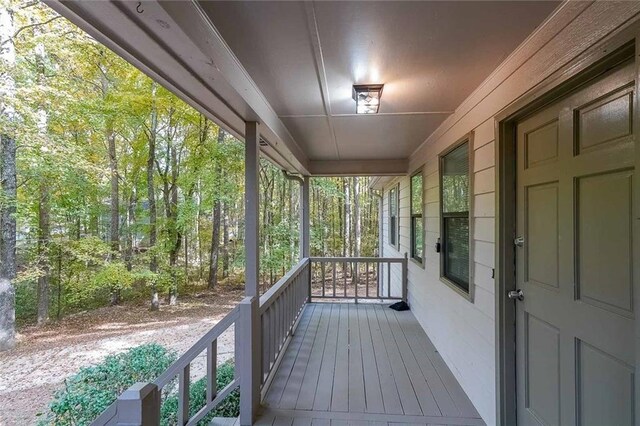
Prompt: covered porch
<box><xmin>259</xmin><ymin>302</ymin><xmax>483</xmax><ymax>426</ymax></box>
<box><xmin>44</xmin><ymin>1</ymin><xmax>640</xmax><ymax>425</ymax></box>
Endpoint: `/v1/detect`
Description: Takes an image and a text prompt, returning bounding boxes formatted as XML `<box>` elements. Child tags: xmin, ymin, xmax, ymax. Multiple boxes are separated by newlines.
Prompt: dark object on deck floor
<box><xmin>389</xmin><ymin>301</ymin><xmax>409</xmax><ymax>311</ymax></box>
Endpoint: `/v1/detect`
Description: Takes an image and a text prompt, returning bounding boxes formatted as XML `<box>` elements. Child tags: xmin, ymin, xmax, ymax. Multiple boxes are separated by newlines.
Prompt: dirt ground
<box><xmin>0</xmin><ymin>287</ymin><xmax>245</xmax><ymax>426</ymax></box>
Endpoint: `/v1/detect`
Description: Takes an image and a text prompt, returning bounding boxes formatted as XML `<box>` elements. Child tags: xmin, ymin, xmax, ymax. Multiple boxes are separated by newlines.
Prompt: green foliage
<box><xmin>39</xmin><ymin>344</ymin><xmax>239</xmax><ymax>426</ymax></box>
<box><xmin>6</xmin><ymin>0</ymin><xmax>380</xmax><ymax>324</ymax></box>
<box><xmin>40</xmin><ymin>344</ymin><xmax>176</xmax><ymax>426</ymax></box>
<box><xmin>93</xmin><ymin>262</ymin><xmax>135</xmax><ymax>294</ymax></box>
<box><xmin>160</xmin><ymin>362</ymin><xmax>239</xmax><ymax>425</ymax></box>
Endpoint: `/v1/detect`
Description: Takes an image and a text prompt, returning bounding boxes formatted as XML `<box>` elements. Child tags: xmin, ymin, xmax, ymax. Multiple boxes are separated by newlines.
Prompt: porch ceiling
<box><xmin>201</xmin><ymin>1</ymin><xmax>558</xmax><ymax>164</ymax></box>
<box><xmin>46</xmin><ymin>0</ymin><xmax>558</xmax><ymax>176</ymax></box>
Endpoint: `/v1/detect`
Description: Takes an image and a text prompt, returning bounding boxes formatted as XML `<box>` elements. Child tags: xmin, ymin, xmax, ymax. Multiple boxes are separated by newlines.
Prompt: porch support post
<box><xmin>240</xmin><ymin>121</ymin><xmax>260</xmax><ymax>425</ymax></box>
<box><xmin>115</xmin><ymin>382</ymin><xmax>160</xmax><ymax>426</ymax></box>
<box><xmin>301</xmin><ymin>176</ymin><xmax>310</xmax><ymax>258</ymax></box>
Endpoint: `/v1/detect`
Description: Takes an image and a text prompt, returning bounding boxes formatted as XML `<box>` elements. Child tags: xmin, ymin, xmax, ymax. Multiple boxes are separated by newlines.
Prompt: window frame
<box><xmin>410</xmin><ymin>168</ymin><xmax>425</xmax><ymax>266</ymax></box>
<box><xmin>439</xmin><ymin>134</ymin><xmax>475</xmax><ymax>301</ymax></box>
<box><xmin>388</xmin><ymin>183</ymin><xmax>400</xmax><ymax>251</ymax></box>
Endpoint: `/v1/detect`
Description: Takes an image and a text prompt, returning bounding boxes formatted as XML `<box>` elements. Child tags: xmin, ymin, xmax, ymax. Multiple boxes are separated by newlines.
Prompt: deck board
<box><xmin>365</xmin><ymin>304</ymin><xmax>403</xmax><ymax>415</ymax></box>
<box><xmin>313</xmin><ymin>304</ymin><xmax>340</xmax><ymax>411</ymax></box>
<box><xmin>280</xmin><ymin>304</ymin><xmax>323</xmax><ymax>409</ymax></box>
<box><xmin>330</xmin><ymin>304</ymin><xmax>349</xmax><ymax>412</ymax></box>
<box><xmin>261</xmin><ymin>303</ymin><xmax>485</xmax><ymax>426</ymax></box>
<box><xmin>347</xmin><ymin>303</ymin><xmax>366</xmax><ymax>413</ymax></box>
<box><xmin>357</xmin><ymin>304</ymin><xmax>384</xmax><ymax>414</ymax></box>
<box><xmin>296</xmin><ymin>304</ymin><xmax>330</xmax><ymax>410</ymax></box>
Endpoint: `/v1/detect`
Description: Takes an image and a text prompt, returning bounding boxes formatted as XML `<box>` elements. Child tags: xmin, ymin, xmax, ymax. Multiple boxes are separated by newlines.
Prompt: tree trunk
<box><xmin>208</xmin><ymin>201</ymin><xmax>221</xmax><ymax>288</ymax></box>
<box><xmin>168</xmin><ymin>141</ymin><xmax>181</xmax><ymax>306</ymax></box>
<box><xmin>108</xmin><ymin>130</ymin><xmax>119</xmax><ymax>255</ymax></box>
<box><xmin>0</xmin><ymin>134</ymin><xmax>17</xmax><ymax>351</ymax></box>
<box><xmin>124</xmin><ymin>189</ymin><xmax>135</xmax><ymax>271</ymax></box>
<box><xmin>147</xmin><ymin>88</ymin><xmax>159</xmax><ymax>310</ymax></box>
<box><xmin>222</xmin><ymin>202</ymin><xmax>229</xmax><ymax>278</ymax></box>
<box><xmin>37</xmin><ymin>181</ymin><xmax>50</xmax><ymax>326</ymax></box>
<box><xmin>208</xmin><ymin>129</ymin><xmax>225</xmax><ymax>288</ymax></box>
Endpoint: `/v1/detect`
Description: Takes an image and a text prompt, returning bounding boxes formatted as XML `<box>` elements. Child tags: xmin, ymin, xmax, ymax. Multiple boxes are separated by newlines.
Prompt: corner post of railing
<box><xmin>239</xmin><ymin>296</ymin><xmax>260</xmax><ymax>425</ymax></box>
<box><xmin>115</xmin><ymin>382</ymin><xmax>160</xmax><ymax>426</ymax></box>
<box><xmin>241</xmin><ymin>121</ymin><xmax>261</xmax><ymax>425</ymax></box>
<box><xmin>402</xmin><ymin>252</ymin><xmax>409</xmax><ymax>302</ymax></box>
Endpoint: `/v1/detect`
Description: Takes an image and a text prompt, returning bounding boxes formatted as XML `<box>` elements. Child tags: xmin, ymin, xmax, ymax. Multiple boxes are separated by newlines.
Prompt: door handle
<box><xmin>514</xmin><ymin>236</ymin><xmax>525</xmax><ymax>247</ymax></box>
<box><xmin>508</xmin><ymin>289</ymin><xmax>524</xmax><ymax>301</ymax></box>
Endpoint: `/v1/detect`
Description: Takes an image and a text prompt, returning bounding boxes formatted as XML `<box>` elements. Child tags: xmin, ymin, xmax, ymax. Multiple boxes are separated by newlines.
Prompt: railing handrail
<box><xmin>310</xmin><ymin>256</ymin><xmax>406</xmax><ymax>263</ymax></box>
<box><xmin>259</xmin><ymin>258</ymin><xmax>309</xmax><ymax>313</ymax></box>
<box><xmin>154</xmin><ymin>301</ymin><xmax>242</xmax><ymax>388</ymax></box>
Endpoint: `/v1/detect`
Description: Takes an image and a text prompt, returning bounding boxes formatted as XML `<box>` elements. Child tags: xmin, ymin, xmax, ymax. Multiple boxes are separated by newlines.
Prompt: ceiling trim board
<box><xmin>304</xmin><ymin>1</ymin><xmax>341</xmax><ymax>159</ymax></box>
<box><xmin>308</xmin><ymin>160</ymin><xmax>408</xmax><ymax>176</ymax></box>
<box><xmin>279</xmin><ymin>111</ymin><xmax>455</xmax><ymax>118</ymax></box>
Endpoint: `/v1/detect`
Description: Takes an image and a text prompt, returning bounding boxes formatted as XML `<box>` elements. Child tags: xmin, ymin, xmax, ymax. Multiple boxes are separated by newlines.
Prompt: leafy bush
<box><xmin>40</xmin><ymin>344</ymin><xmax>240</xmax><ymax>426</ymax></box>
<box><xmin>40</xmin><ymin>344</ymin><xmax>176</xmax><ymax>426</ymax></box>
<box><xmin>160</xmin><ymin>361</ymin><xmax>239</xmax><ymax>425</ymax></box>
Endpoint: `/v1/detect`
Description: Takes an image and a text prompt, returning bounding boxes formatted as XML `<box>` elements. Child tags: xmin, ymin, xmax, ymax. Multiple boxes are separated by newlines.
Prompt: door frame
<box><xmin>494</xmin><ymin>22</ymin><xmax>640</xmax><ymax>426</ymax></box>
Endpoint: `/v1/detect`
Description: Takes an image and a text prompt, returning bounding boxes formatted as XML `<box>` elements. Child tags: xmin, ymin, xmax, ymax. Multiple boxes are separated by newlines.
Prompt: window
<box><xmin>410</xmin><ymin>171</ymin><xmax>424</xmax><ymax>263</ymax></box>
<box><xmin>440</xmin><ymin>142</ymin><xmax>470</xmax><ymax>292</ymax></box>
<box><xmin>388</xmin><ymin>184</ymin><xmax>399</xmax><ymax>249</ymax></box>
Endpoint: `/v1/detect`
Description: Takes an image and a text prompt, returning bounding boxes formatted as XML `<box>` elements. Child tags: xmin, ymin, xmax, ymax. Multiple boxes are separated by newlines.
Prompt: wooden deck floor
<box><xmin>258</xmin><ymin>303</ymin><xmax>485</xmax><ymax>426</ymax></box>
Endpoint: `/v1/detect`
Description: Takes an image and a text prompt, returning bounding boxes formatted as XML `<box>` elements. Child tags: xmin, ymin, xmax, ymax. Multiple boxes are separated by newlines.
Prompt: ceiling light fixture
<box><xmin>352</xmin><ymin>84</ymin><xmax>384</xmax><ymax>114</ymax></box>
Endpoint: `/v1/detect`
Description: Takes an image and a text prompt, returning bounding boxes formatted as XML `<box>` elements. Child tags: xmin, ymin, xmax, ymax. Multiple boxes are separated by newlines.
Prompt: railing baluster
<box><xmin>321</xmin><ymin>261</ymin><xmax>325</xmax><ymax>297</ymax></box>
<box><xmin>354</xmin><ymin>261</ymin><xmax>358</xmax><ymax>303</ymax></box>
<box><xmin>332</xmin><ymin>261</ymin><xmax>336</xmax><ymax>297</ymax></box>
<box><xmin>207</xmin><ymin>340</ymin><xmax>217</xmax><ymax>402</ymax></box>
<box><xmin>344</xmin><ymin>261</ymin><xmax>347</xmax><ymax>297</ymax></box>
<box><xmin>366</xmin><ymin>261</ymin><xmax>369</xmax><ymax>299</ymax></box>
<box><xmin>178</xmin><ymin>364</ymin><xmax>190</xmax><ymax>425</ymax></box>
<box><xmin>387</xmin><ymin>261</ymin><xmax>391</xmax><ymax>298</ymax></box>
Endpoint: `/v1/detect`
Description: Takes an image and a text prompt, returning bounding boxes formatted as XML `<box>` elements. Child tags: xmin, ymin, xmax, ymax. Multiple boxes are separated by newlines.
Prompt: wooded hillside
<box><xmin>0</xmin><ymin>1</ymin><xmax>379</xmax><ymax>349</ymax></box>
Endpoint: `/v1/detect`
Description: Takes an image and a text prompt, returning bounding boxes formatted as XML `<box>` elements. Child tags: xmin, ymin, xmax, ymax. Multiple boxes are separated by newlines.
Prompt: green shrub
<box><xmin>40</xmin><ymin>344</ymin><xmax>176</xmax><ymax>426</ymax></box>
<box><xmin>40</xmin><ymin>344</ymin><xmax>240</xmax><ymax>426</ymax></box>
<box><xmin>160</xmin><ymin>361</ymin><xmax>239</xmax><ymax>426</ymax></box>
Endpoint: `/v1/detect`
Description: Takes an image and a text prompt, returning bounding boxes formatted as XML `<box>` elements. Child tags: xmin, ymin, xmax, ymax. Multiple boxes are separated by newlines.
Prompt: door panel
<box><xmin>577</xmin><ymin>340</ymin><xmax>635</xmax><ymax>426</ymax></box>
<box><xmin>516</xmin><ymin>60</ymin><xmax>636</xmax><ymax>426</ymax></box>
<box><xmin>577</xmin><ymin>170</ymin><xmax>633</xmax><ymax>316</ymax></box>
<box><xmin>525</xmin><ymin>313</ymin><xmax>561</xmax><ymax>426</ymax></box>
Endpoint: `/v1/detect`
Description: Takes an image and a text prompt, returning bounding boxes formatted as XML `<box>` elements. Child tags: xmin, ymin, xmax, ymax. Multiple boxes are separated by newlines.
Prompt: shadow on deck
<box><xmin>257</xmin><ymin>303</ymin><xmax>485</xmax><ymax>426</ymax></box>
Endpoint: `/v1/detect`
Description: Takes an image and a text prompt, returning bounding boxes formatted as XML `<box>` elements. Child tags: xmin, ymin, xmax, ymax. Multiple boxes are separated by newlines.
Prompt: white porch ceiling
<box><xmin>199</xmin><ymin>1</ymin><xmax>559</xmax><ymax>162</ymax></box>
<box><xmin>46</xmin><ymin>0</ymin><xmax>558</xmax><ymax>175</ymax></box>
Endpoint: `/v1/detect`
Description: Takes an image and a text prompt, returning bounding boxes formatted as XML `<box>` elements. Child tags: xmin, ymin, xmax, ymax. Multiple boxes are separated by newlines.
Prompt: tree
<box><xmin>0</xmin><ymin>133</ymin><xmax>17</xmax><ymax>350</ymax></box>
<box><xmin>208</xmin><ymin>128</ymin><xmax>224</xmax><ymax>289</ymax></box>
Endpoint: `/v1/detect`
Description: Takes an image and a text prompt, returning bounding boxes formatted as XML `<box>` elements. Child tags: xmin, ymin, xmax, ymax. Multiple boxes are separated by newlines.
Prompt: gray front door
<box><xmin>515</xmin><ymin>59</ymin><xmax>636</xmax><ymax>425</ymax></box>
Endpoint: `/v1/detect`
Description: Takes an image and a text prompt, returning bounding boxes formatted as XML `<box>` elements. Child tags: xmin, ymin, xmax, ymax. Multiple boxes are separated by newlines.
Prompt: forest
<box><xmin>0</xmin><ymin>1</ymin><xmax>380</xmax><ymax>351</ymax></box>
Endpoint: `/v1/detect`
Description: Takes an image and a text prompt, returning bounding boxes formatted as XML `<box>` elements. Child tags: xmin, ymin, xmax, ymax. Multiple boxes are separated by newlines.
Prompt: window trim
<box><xmin>410</xmin><ymin>167</ymin><xmax>425</xmax><ymax>266</ymax></box>
<box><xmin>388</xmin><ymin>183</ymin><xmax>400</xmax><ymax>251</ymax></box>
<box><xmin>439</xmin><ymin>133</ymin><xmax>475</xmax><ymax>302</ymax></box>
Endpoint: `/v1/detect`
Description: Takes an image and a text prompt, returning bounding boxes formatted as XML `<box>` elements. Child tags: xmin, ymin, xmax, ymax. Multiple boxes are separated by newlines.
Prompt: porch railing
<box><xmin>259</xmin><ymin>258</ymin><xmax>310</xmax><ymax>392</ymax></box>
<box><xmin>92</xmin><ymin>298</ymin><xmax>247</xmax><ymax>426</ymax></box>
<box><xmin>90</xmin><ymin>255</ymin><xmax>406</xmax><ymax>426</ymax></box>
<box><xmin>309</xmin><ymin>255</ymin><xmax>408</xmax><ymax>302</ymax></box>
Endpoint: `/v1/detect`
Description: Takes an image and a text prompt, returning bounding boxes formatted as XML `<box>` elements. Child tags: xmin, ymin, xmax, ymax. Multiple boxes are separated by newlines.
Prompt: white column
<box><xmin>301</xmin><ymin>176</ymin><xmax>310</xmax><ymax>258</ymax></box>
<box><xmin>240</xmin><ymin>121</ymin><xmax>260</xmax><ymax>425</ymax></box>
